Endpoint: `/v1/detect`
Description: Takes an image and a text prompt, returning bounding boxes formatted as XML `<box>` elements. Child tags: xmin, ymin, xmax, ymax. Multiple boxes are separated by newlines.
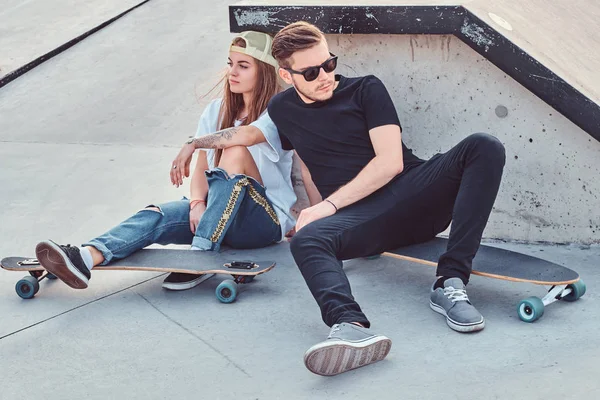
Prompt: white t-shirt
<box><xmin>194</xmin><ymin>98</ymin><xmax>297</xmax><ymax>240</ymax></box>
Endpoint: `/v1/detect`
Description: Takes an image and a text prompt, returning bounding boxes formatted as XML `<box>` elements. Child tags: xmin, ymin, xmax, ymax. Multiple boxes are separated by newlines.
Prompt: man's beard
<box><xmin>293</xmin><ymin>77</ymin><xmax>333</xmax><ymax>103</ymax></box>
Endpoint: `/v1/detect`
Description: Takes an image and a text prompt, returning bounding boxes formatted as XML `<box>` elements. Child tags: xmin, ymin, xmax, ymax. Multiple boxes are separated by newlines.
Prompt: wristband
<box><xmin>190</xmin><ymin>199</ymin><xmax>207</xmax><ymax>209</ymax></box>
<box><xmin>325</xmin><ymin>199</ymin><xmax>338</xmax><ymax>213</ymax></box>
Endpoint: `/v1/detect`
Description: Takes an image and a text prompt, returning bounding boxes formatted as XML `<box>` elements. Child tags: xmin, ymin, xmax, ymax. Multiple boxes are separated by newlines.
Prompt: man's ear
<box><xmin>278</xmin><ymin>68</ymin><xmax>293</xmax><ymax>85</ymax></box>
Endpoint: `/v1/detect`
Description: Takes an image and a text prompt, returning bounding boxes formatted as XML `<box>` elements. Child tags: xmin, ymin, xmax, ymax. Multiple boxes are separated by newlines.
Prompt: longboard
<box><xmin>380</xmin><ymin>237</ymin><xmax>586</xmax><ymax>322</ymax></box>
<box><xmin>1</xmin><ymin>248</ymin><xmax>275</xmax><ymax>303</ymax></box>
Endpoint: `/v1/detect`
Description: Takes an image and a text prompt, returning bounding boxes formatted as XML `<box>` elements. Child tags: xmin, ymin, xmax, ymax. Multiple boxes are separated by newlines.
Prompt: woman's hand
<box><xmin>189</xmin><ymin>202</ymin><xmax>207</xmax><ymax>233</ymax></box>
<box><xmin>170</xmin><ymin>143</ymin><xmax>196</xmax><ymax>187</ymax></box>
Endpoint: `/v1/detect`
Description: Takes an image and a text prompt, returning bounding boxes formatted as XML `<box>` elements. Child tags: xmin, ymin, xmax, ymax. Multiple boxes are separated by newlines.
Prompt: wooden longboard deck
<box><xmin>1</xmin><ymin>249</ymin><xmax>275</xmax><ymax>276</ymax></box>
<box><xmin>385</xmin><ymin>237</ymin><xmax>579</xmax><ymax>285</ymax></box>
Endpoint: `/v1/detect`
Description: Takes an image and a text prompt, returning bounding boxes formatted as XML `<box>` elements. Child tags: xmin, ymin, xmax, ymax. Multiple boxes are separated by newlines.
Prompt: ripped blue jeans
<box><xmin>84</xmin><ymin>168</ymin><xmax>281</xmax><ymax>265</ymax></box>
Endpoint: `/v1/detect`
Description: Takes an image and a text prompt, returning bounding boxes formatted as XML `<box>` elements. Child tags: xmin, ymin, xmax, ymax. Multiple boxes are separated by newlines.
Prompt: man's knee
<box><xmin>467</xmin><ymin>133</ymin><xmax>506</xmax><ymax>164</ymax></box>
<box><xmin>289</xmin><ymin>225</ymin><xmax>316</xmax><ymax>256</ymax></box>
<box><xmin>289</xmin><ymin>223</ymin><xmax>333</xmax><ymax>258</ymax></box>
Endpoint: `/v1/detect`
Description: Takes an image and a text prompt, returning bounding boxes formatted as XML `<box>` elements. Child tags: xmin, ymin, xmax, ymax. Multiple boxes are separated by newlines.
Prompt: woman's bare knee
<box><xmin>219</xmin><ymin>146</ymin><xmax>251</xmax><ymax>166</ymax></box>
<box><xmin>219</xmin><ymin>146</ymin><xmax>251</xmax><ymax>173</ymax></box>
<box><xmin>218</xmin><ymin>146</ymin><xmax>262</xmax><ymax>184</ymax></box>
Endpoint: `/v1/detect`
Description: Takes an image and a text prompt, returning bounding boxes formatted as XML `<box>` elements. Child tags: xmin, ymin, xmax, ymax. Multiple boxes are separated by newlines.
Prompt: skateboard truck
<box><xmin>517</xmin><ymin>281</ymin><xmax>587</xmax><ymax>322</ymax></box>
<box><xmin>214</xmin><ymin>261</ymin><xmax>261</xmax><ymax>300</ymax></box>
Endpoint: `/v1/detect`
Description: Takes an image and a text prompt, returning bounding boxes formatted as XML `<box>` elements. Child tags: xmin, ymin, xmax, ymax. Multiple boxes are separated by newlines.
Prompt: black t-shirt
<box><xmin>268</xmin><ymin>74</ymin><xmax>422</xmax><ymax>198</ymax></box>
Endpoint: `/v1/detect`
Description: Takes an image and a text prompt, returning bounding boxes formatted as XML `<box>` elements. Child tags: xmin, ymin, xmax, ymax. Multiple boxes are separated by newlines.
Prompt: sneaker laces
<box><xmin>327</xmin><ymin>325</ymin><xmax>341</xmax><ymax>338</ymax></box>
<box><xmin>443</xmin><ymin>286</ymin><xmax>469</xmax><ymax>303</ymax></box>
<box><xmin>60</xmin><ymin>244</ymin><xmax>78</xmax><ymax>257</ymax></box>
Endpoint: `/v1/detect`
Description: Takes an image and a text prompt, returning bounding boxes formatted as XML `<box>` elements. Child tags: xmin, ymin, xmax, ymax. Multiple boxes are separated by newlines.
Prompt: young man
<box><xmin>267</xmin><ymin>22</ymin><xmax>505</xmax><ymax>376</ymax></box>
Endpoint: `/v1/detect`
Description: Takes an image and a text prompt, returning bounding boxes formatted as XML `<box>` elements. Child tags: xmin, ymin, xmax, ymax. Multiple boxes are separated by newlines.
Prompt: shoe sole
<box><xmin>162</xmin><ymin>274</ymin><xmax>214</xmax><ymax>291</ymax></box>
<box><xmin>304</xmin><ymin>336</ymin><xmax>392</xmax><ymax>376</ymax></box>
<box><xmin>429</xmin><ymin>301</ymin><xmax>485</xmax><ymax>333</ymax></box>
<box><xmin>35</xmin><ymin>241</ymin><xmax>89</xmax><ymax>289</ymax></box>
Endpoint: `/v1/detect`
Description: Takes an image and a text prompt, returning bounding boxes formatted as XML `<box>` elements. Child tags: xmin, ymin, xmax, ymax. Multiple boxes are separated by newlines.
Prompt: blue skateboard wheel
<box><xmin>216</xmin><ymin>280</ymin><xmax>238</xmax><ymax>303</ymax></box>
<box><xmin>16</xmin><ymin>276</ymin><xmax>40</xmax><ymax>299</ymax></box>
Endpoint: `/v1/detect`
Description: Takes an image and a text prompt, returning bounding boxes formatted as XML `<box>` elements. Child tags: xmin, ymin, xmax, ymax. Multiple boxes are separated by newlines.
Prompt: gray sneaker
<box><xmin>303</xmin><ymin>322</ymin><xmax>392</xmax><ymax>376</ymax></box>
<box><xmin>430</xmin><ymin>277</ymin><xmax>485</xmax><ymax>333</ymax></box>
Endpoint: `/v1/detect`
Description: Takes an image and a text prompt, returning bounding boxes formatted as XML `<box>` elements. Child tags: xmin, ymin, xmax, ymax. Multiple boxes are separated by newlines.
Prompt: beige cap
<box><xmin>230</xmin><ymin>31</ymin><xmax>278</xmax><ymax>68</ymax></box>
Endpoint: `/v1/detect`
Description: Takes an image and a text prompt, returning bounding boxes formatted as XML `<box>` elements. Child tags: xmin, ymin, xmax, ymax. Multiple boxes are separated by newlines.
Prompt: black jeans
<box><xmin>290</xmin><ymin>133</ymin><xmax>506</xmax><ymax>328</ymax></box>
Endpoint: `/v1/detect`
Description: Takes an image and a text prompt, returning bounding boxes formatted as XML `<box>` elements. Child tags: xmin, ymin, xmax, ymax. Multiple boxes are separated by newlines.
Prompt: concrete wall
<box><xmin>322</xmin><ymin>34</ymin><xmax>599</xmax><ymax>244</ymax></box>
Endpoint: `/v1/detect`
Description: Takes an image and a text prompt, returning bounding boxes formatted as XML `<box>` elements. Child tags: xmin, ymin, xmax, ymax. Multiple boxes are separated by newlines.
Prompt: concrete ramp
<box><xmin>0</xmin><ymin>0</ymin><xmax>150</xmax><ymax>87</ymax></box>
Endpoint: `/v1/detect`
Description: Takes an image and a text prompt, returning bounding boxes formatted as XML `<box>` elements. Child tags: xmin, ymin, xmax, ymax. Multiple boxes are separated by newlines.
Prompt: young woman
<box><xmin>35</xmin><ymin>31</ymin><xmax>296</xmax><ymax>291</ymax></box>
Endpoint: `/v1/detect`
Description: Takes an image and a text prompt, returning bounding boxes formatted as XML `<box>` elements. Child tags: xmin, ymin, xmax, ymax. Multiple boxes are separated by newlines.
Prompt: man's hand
<box><xmin>189</xmin><ymin>202</ymin><xmax>206</xmax><ymax>233</ymax></box>
<box><xmin>170</xmin><ymin>143</ymin><xmax>196</xmax><ymax>187</ymax></box>
<box><xmin>296</xmin><ymin>200</ymin><xmax>337</xmax><ymax>232</ymax></box>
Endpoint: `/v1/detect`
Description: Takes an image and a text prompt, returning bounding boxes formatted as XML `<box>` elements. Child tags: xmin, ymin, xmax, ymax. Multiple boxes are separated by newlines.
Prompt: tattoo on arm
<box><xmin>187</xmin><ymin>127</ymin><xmax>241</xmax><ymax>149</ymax></box>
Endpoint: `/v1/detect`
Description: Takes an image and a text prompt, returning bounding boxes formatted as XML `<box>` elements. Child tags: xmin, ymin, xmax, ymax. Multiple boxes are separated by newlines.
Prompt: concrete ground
<box><xmin>1</xmin><ymin>1</ymin><xmax>598</xmax><ymax>399</ymax></box>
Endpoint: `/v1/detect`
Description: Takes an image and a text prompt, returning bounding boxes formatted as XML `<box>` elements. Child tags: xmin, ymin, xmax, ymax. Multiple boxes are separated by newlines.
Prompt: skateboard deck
<box><xmin>1</xmin><ymin>248</ymin><xmax>275</xmax><ymax>303</ymax></box>
<box><xmin>380</xmin><ymin>237</ymin><xmax>586</xmax><ymax>323</ymax></box>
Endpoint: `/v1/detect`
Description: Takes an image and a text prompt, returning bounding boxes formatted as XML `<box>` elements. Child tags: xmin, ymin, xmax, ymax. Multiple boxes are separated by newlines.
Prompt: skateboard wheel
<box><xmin>47</xmin><ymin>273</ymin><xmax>58</xmax><ymax>280</ymax></box>
<box><xmin>563</xmin><ymin>279</ymin><xmax>586</xmax><ymax>302</ymax></box>
<box><xmin>364</xmin><ymin>254</ymin><xmax>381</xmax><ymax>260</ymax></box>
<box><xmin>29</xmin><ymin>270</ymin><xmax>44</xmax><ymax>279</ymax></box>
<box><xmin>242</xmin><ymin>275</ymin><xmax>254</xmax><ymax>283</ymax></box>
<box><xmin>518</xmin><ymin>297</ymin><xmax>544</xmax><ymax>323</ymax></box>
<box><xmin>216</xmin><ymin>280</ymin><xmax>237</xmax><ymax>303</ymax></box>
<box><xmin>16</xmin><ymin>276</ymin><xmax>40</xmax><ymax>299</ymax></box>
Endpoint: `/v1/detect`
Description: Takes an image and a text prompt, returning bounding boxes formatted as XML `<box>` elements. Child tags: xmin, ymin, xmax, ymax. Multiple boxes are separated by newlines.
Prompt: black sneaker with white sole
<box><xmin>35</xmin><ymin>240</ymin><xmax>91</xmax><ymax>289</ymax></box>
<box><xmin>162</xmin><ymin>273</ymin><xmax>214</xmax><ymax>291</ymax></box>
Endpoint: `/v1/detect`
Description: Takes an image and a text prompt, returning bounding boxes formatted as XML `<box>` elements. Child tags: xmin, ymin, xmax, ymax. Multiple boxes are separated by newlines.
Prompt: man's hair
<box><xmin>272</xmin><ymin>21</ymin><xmax>325</xmax><ymax>68</ymax></box>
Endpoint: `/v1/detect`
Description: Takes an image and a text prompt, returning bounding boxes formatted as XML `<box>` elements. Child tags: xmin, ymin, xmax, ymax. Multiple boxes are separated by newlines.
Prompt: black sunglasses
<box><xmin>285</xmin><ymin>53</ymin><xmax>338</xmax><ymax>82</ymax></box>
